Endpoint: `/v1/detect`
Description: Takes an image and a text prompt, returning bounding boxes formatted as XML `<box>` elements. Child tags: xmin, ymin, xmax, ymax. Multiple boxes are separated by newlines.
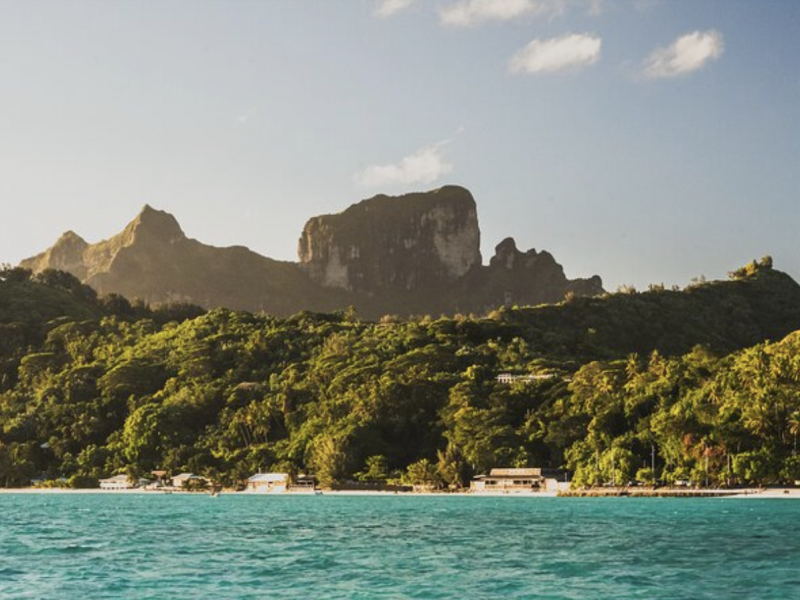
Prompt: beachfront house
<box><xmin>246</xmin><ymin>472</ymin><xmax>290</xmax><ymax>494</ymax></box>
<box><xmin>171</xmin><ymin>473</ymin><xmax>207</xmax><ymax>490</ymax></box>
<box><xmin>288</xmin><ymin>474</ymin><xmax>317</xmax><ymax>493</ymax></box>
<box><xmin>542</xmin><ymin>470</ymin><xmax>572</xmax><ymax>493</ymax></box>
<box><xmin>470</xmin><ymin>468</ymin><xmax>571</xmax><ymax>493</ymax></box>
<box><xmin>470</xmin><ymin>468</ymin><xmax>545</xmax><ymax>493</ymax></box>
<box><xmin>99</xmin><ymin>474</ymin><xmax>134</xmax><ymax>490</ymax></box>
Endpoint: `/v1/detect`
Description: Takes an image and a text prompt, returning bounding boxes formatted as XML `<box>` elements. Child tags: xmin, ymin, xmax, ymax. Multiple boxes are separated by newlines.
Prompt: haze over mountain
<box><xmin>21</xmin><ymin>186</ymin><xmax>602</xmax><ymax>319</ymax></box>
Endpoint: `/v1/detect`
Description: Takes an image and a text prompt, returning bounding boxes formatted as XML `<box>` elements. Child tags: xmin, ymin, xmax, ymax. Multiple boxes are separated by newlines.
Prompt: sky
<box><xmin>1</xmin><ymin>0</ymin><xmax>798</xmax><ymax>291</ymax></box>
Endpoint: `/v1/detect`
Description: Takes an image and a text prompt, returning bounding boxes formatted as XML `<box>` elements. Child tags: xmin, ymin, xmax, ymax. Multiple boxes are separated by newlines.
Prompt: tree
<box><xmin>356</xmin><ymin>455</ymin><xmax>389</xmax><ymax>482</ymax></box>
<box><xmin>307</xmin><ymin>435</ymin><xmax>349</xmax><ymax>488</ymax></box>
<box><xmin>405</xmin><ymin>458</ymin><xmax>438</xmax><ymax>489</ymax></box>
<box><xmin>436</xmin><ymin>443</ymin><xmax>466</xmax><ymax>489</ymax></box>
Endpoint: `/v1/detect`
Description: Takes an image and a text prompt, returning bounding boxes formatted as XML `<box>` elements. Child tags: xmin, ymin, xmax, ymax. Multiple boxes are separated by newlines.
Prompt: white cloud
<box><xmin>354</xmin><ymin>140</ymin><xmax>453</xmax><ymax>187</ymax></box>
<box><xmin>375</xmin><ymin>0</ymin><xmax>417</xmax><ymax>18</ymax></box>
<box><xmin>439</xmin><ymin>0</ymin><xmax>565</xmax><ymax>27</ymax></box>
<box><xmin>643</xmin><ymin>30</ymin><xmax>724</xmax><ymax>78</ymax></box>
<box><xmin>509</xmin><ymin>33</ymin><xmax>602</xmax><ymax>75</ymax></box>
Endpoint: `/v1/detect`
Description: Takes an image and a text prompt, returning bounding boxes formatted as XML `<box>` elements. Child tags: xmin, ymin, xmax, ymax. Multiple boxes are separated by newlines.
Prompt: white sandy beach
<box><xmin>725</xmin><ymin>488</ymin><xmax>800</xmax><ymax>499</ymax></box>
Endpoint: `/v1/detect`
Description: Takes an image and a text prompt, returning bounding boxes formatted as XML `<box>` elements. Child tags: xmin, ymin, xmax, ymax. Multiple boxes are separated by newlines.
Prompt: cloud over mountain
<box><xmin>354</xmin><ymin>140</ymin><xmax>453</xmax><ymax>187</ymax></box>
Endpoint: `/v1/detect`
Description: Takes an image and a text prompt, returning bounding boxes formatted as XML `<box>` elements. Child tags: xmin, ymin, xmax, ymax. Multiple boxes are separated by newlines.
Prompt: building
<box><xmin>287</xmin><ymin>474</ymin><xmax>317</xmax><ymax>493</ymax></box>
<box><xmin>471</xmin><ymin>468</ymin><xmax>571</xmax><ymax>493</ymax></box>
<box><xmin>99</xmin><ymin>474</ymin><xmax>134</xmax><ymax>490</ymax></box>
<box><xmin>495</xmin><ymin>373</ymin><xmax>556</xmax><ymax>384</ymax></box>
<box><xmin>470</xmin><ymin>468</ymin><xmax>544</xmax><ymax>492</ymax></box>
<box><xmin>542</xmin><ymin>469</ymin><xmax>572</xmax><ymax>493</ymax></box>
<box><xmin>246</xmin><ymin>473</ymin><xmax>290</xmax><ymax>494</ymax></box>
<box><xmin>171</xmin><ymin>473</ymin><xmax>207</xmax><ymax>489</ymax></box>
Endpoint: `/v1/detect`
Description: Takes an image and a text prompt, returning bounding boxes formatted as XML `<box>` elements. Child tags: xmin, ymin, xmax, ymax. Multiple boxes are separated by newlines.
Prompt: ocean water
<box><xmin>1</xmin><ymin>494</ymin><xmax>799</xmax><ymax>599</ymax></box>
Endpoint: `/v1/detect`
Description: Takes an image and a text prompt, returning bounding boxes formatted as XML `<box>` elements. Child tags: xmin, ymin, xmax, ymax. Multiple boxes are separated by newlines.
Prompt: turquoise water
<box><xmin>1</xmin><ymin>494</ymin><xmax>799</xmax><ymax>599</ymax></box>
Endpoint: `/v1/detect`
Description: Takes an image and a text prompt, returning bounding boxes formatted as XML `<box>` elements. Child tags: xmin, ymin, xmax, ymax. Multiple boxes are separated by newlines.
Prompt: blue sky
<box><xmin>1</xmin><ymin>0</ymin><xmax>798</xmax><ymax>291</ymax></box>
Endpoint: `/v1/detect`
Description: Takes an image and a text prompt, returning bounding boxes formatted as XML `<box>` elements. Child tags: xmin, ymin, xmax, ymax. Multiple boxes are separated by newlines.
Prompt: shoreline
<box><xmin>2</xmin><ymin>487</ymin><xmax>800</xmax><ymax>498</ymax></box>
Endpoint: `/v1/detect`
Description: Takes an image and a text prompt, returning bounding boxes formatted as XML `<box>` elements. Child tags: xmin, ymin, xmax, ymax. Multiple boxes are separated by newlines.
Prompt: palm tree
<box><xmin>743</xmin><ymin>403</ymin><xmax>772</xmax><ymax>439</ymax></box>
<box><xmin>436</xmin><ymin>443</ymin><xmax>464</xmax><ymax>489</ymax></box>
<box><xmin>788</xmin><ymin>411</ymin><xmax>800</xmax><ymax>455</ymax></box>
<box><xmin>406</xmin><ymin>459</ymin><xmax>438</xmax><ymax>489</ymax></box>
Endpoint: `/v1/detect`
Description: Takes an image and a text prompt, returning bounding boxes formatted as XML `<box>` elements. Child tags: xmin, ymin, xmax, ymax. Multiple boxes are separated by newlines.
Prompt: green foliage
<box><xmin>635</xmin><ymin>467</ymin><xmax>656</xmax><ymax>486</ymax></box>
<box><xmin>729</xmin><ymin>256</ymin><xmax>773</xmax><ymax>280</ymax></box>
<box><xmin>356</xmin><ymin>455</ymin><xmax>389</xmax><ymax>482</ymax></box>
<box><xmin>404</xmin><ymin>458</ymin><xmax>438</xmax><ymax>487</ymax></box>
<box><xmin>2</xmin><ymin>268</ymin><xmax>800</xmax><ymax>489</ymax></box>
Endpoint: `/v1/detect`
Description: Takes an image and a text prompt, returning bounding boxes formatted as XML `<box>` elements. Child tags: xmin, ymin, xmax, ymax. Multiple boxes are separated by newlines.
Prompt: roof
<box><xmin>488</xmin><ymin>468</ymin><xmax>543</xmax><ymax>478</ymax></box>
<box><xmin>99</xmin><ymin>474</ymin><xmax>129</xmax><ymax>483</ymax></box>
<box><xmin>248</xmin><ymin>473</ymin><xmax>289</xmax><ymax>483</ymax></box>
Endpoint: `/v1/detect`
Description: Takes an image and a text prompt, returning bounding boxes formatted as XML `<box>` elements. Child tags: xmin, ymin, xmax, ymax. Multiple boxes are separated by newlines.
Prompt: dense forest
<box><xmin>1</xmin><ymin>258</ymin><xmax>800</xmax><ymax>489</ymax></box>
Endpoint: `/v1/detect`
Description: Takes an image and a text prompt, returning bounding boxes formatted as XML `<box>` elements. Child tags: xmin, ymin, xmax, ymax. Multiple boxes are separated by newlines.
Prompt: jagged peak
<box><xmin>138</xmin><ymin>203</ymin><xmax>160</xmax><ymax>216</ymax></box>
<box><xmin>494</xmin><ymin>237</ymin><xmax>519</xmax><ymax>254</ymax></box>
<box><xmin>55</xmin><ymin>230</ymin><xmax>88</xmax><ymax>246</ymax></box>
<box><xmin>124</xmin><ymin>204</ymin><xmax>185</xmax><ymax>243</ymax></box>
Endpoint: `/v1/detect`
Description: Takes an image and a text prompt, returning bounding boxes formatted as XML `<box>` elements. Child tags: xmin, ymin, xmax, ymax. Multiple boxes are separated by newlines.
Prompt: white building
<box><xmin>246</xmin><ymin>473</ymin><xmax>290</xmax><ymax>494</ymax></box>
<box><xmin>99</xmin><ymin>474</ymin><xmax>133</xmax><ymax>490</ymax></box>
<box><xmin>470</xmin><ymin>468</ymin><xmax>544</xmax><ymax>493</ymax></box>
<box><xmin>495</xmin><ymin>373</ymin><xmax>556</xmax><ymax>384</ymax></box>
<box><xmin>470</xmin><ymin>468</ymin><xmax>570</xmax><ymax>493</ymax></box>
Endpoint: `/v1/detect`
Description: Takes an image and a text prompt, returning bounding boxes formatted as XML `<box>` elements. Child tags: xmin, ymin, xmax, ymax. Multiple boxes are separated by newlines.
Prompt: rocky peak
<box><xmin>490</xmin><ymin>238</ymin><xmax>522</xmax><ymax>269</ymax></box>
<box><xmin>489</xmin><ymin>237</ymin><xmax>559</xmax><ymax>272</ymax></box>
<box><xmin>51</xmin><ymin>230</ymin><xmax>89</xmax><ymax>260</ymax></box>
<box><xmin>21</xmin><ymin>230</ymin><xmax>90</xmax><ymax>278</ymax></box>
<box><xmin>122</xmin><ymin>205</ymin><xmax>185</xmax><ymax>245</ymax></box>
<box><xmin>57</xmin><ymin>230</ymin><xmax>88</xmax><ymax>247</ymax></box>
<box><xmin>298</xmin><ymin>185</ymin><xmax>481</xmax><ymax>292</ymax></box>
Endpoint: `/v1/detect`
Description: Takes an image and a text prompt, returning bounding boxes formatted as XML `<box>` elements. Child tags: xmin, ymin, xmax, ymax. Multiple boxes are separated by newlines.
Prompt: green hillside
<box><xmin>1</xmin><ymin>260</ymin><xmax>799</xmax><ymax>489</ymax></box>
<box><xmin>494</xmin><ymin>260</ymin><xmax>800</xmax><ymax>360</ymax></box>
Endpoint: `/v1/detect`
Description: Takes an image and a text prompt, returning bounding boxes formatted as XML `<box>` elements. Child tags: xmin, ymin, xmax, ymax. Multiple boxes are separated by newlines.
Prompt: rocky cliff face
<box><xmin>299</xmin><ymin>186</ymin><xmax>481</xmax><ymax>293</ymax></box>
<box><xmin>21</xmin><ymin>187</ymin><xmax>603</xmax><ymax>318</ymax></box>
<box><xmin>470</xmin><ymin>237</ymin><xmax>604</xmax><ymax>309</ymax></box>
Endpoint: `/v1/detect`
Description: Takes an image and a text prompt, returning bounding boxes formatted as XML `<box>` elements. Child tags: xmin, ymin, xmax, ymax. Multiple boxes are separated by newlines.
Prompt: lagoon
<box><xmin>1</xmin><ymin>494</ymin><xmax>799</xmax><ymax>599</ymax></box>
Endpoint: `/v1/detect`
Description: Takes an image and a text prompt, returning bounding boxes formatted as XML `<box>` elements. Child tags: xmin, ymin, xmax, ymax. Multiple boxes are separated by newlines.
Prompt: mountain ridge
<box><xmin>21</xmin><ymin>186</ymin><xmax>604</xmax><ymax>319</ymax></box>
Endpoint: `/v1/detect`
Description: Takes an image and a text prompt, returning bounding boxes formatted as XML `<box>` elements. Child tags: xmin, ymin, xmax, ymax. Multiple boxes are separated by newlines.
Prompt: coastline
<box><xmin>2</xmin><ymin>487</ymin><xmax>800</xmax><ymax>498</ymax></box>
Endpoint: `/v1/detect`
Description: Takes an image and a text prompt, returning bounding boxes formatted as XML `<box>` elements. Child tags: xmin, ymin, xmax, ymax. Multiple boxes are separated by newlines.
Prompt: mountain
<box><xmin>21</xmin><ymin>186</ymin><xmax>603</xmax><ymax>319</ymax></box>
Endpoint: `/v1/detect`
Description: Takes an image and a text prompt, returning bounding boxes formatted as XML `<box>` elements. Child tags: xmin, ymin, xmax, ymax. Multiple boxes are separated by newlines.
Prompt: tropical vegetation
<box><xmin>1</xmin><ymin>258</ymin><xmax>799</xmax><ymax>490</ymax></box>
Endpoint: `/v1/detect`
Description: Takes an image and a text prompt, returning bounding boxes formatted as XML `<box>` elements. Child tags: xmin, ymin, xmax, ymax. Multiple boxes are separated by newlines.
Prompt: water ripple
<box><xmin>0</xmin><ymin>495</ymin><xmax>799</xmax><ymax>599</ymax></box>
